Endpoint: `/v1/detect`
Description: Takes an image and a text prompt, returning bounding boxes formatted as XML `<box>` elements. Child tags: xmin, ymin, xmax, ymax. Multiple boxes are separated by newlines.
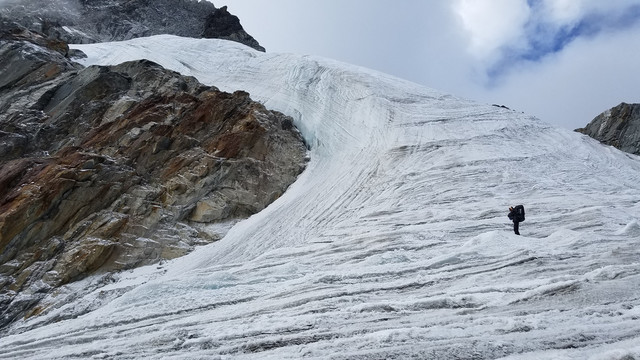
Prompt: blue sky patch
<box><xmin>486</xmin><ymin>3</ymin><xmax>640</xmax><ymax>85</ymax></box>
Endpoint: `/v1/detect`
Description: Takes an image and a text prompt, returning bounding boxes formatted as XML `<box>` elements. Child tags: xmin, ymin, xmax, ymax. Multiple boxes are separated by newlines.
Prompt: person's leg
<box><xmin>514</xmin><ymin>221</ymin><xmax>520</xmax><ymax>235</ymax></box>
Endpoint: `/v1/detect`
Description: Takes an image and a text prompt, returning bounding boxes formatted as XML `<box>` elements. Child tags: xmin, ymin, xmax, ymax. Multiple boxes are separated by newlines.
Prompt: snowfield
<box><xmin>2</xmin><ymin>35</ymin><xmax>640</xmax><ymax>359</ymax></box>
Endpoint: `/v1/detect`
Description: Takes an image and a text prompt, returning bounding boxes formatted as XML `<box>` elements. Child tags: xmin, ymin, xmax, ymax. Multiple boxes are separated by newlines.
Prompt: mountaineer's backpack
<box><xmin>514</xmin><ymin>205</ymin><xmax>525</xmax><ymax>222</ymax></box>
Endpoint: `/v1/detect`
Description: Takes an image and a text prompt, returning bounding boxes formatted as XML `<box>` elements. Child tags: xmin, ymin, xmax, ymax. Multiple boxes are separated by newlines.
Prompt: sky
<box><xmin>217</xmin><ymin>0</ymin><xmax>640</xmax><ymax>130</ymax></box>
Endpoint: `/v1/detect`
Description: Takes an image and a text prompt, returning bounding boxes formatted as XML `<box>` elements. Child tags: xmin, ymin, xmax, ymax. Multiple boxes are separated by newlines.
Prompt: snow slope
<box><xmin>2</xmin><ymin>35</ymin><xmax>640</xmax><ymax>359</ymax></box>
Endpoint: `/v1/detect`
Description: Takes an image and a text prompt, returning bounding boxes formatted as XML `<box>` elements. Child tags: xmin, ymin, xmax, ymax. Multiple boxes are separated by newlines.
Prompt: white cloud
<box><xmin>452</xmin><ymin>0</ymin><xmax>640</xmax><ymax>87</ymax></box>
<box><xmin>540</xmin><ymin>0</ymin><xmax>583</xmax><ymax>24</ymax></box>
<box><xmin>533</xmin><ymin>0</ymin><xmax>640</xmax><ymax>32</ymax></box>
<box><xmin>467</xmin><ymin>23</ymin><xmax>640</xmax><ymax>128</ymax></box>
<box><xmin>454</xmin><ymin>0</ymin><xmax>530</xmax><ymax>60</ymax></box>
<box><xmin>549</xmin><ymin>0</ymin><xmax>640</xmax><ymax>20</ymax></box>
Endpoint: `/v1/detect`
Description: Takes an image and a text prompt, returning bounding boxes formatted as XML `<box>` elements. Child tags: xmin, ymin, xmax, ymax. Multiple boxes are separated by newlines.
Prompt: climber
<box><xmin>508</xmin><ymin>205</ymin><xmax>525</xmax><ymax>235</ymax></box>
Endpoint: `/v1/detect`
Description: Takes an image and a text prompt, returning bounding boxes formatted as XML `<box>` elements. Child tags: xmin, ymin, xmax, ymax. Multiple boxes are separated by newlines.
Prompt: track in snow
<box><xmin>1</xmin><ymin>36</ymin><xmax>640</xmax><ymax>359</ymax></box>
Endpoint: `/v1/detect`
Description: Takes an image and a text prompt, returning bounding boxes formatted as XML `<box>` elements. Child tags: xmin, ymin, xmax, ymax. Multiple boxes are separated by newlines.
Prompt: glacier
<box><xmin>1</xmin><ymin>35</ymin><xmax>639</xmax><ymax>359</ymax></box>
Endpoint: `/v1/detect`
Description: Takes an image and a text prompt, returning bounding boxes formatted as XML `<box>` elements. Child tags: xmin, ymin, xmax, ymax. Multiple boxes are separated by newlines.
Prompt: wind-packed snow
<box><xmin>2</xmin><ymin>35</ymin><xmax>640</xmax><ymax>359</ymax></box>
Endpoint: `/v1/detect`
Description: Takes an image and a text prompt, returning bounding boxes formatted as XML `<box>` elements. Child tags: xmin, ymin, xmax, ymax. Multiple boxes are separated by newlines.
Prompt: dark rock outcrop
<box><xmin>0</xmin><ymin>31</ymin><xmax>305</xmax><ymax>329</ymax></box>
<box><xmin>0</xmin><ymin>0</ymin><xmax>265</xmax><ymax>51</ymax></box>
<box><xmin>202</xmin><ymin>6</ymin><xmax>262</xmax><ymax>50</ymax></box>
<box><xmin>576</xmin><ymin>103</ymin><xmax>640</xmax><ymax>155</ymax></box>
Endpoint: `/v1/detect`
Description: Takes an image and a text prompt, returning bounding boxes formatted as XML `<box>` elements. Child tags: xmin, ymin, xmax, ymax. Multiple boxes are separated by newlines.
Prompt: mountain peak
<box><xmin>0</xmin><ymin>0</ymin><xmax>265</xmax><ymax>51</ymax></box>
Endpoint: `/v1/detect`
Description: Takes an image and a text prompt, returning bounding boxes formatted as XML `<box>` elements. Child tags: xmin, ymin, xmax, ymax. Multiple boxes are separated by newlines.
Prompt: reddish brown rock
<box><xmin>0</xmin><ymin>36</ymin><xmax>307</xmax><ymax>329</ymax></box>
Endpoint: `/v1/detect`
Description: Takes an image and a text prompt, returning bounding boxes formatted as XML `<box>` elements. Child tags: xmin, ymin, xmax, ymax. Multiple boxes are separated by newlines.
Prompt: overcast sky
<box><xmin>218</xmin><ymin>0</ymin><xmax>640</xmax><ymax>130</ymax></box>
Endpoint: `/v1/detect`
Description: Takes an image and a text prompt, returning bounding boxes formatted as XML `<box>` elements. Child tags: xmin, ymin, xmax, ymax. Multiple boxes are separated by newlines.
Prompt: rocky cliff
<box><xmin>0</xmin><ymin>24</ymin><xmax>305</xmax><ymax>329</ymax></box>
<box><xmin>0</xmin><ymin>0</ymin><xmax>265</xmax><ymax>51</ymax></box>
<box><xmin>576</xmin><ymin>102</ymin><xmax>640</xmax><ymax>155</ymax></box>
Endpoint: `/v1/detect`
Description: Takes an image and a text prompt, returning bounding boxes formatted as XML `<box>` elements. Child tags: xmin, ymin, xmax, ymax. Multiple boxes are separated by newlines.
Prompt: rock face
<box><xmin>0</xmin><ymin>27</ymin><xmax>306</xmax><ymax>329</ymax></box>
<box><xmin>0</xmin><ymin>0</ymin><xmax>265</xmax><ymax>51</ymax></box>
<box><xmin>576</xmin><ymin>103</ymin><xmax>640</xmax><ymax>155</ymax></box>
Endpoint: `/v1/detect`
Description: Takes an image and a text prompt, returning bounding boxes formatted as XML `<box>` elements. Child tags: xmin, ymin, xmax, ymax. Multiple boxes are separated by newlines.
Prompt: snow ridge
<box><xmin>1</xmin><ymin>35</ymin><xmax>639</xmax><ymax>359</ymax></box>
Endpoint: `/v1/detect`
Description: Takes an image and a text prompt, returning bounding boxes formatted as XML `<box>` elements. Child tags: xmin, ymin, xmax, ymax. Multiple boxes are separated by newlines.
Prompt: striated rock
<box><xmin>576</xmin><ymin>103</ymin><xmax>640</xmax><ymax>155</ymax></box>
<box><xmin>0</xmin><ymin>35</ymin><xmax>306</xmax><ymax>328</ymax></box>
<box><xmin>0</xmin><ymin>0</ymin><xmax>265</xmax><ymax>51</ymax></box>
<box><xmin>0</xmin><ymin>19</ymin><xmax>70</xmax><ymax>57</ymax></box>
